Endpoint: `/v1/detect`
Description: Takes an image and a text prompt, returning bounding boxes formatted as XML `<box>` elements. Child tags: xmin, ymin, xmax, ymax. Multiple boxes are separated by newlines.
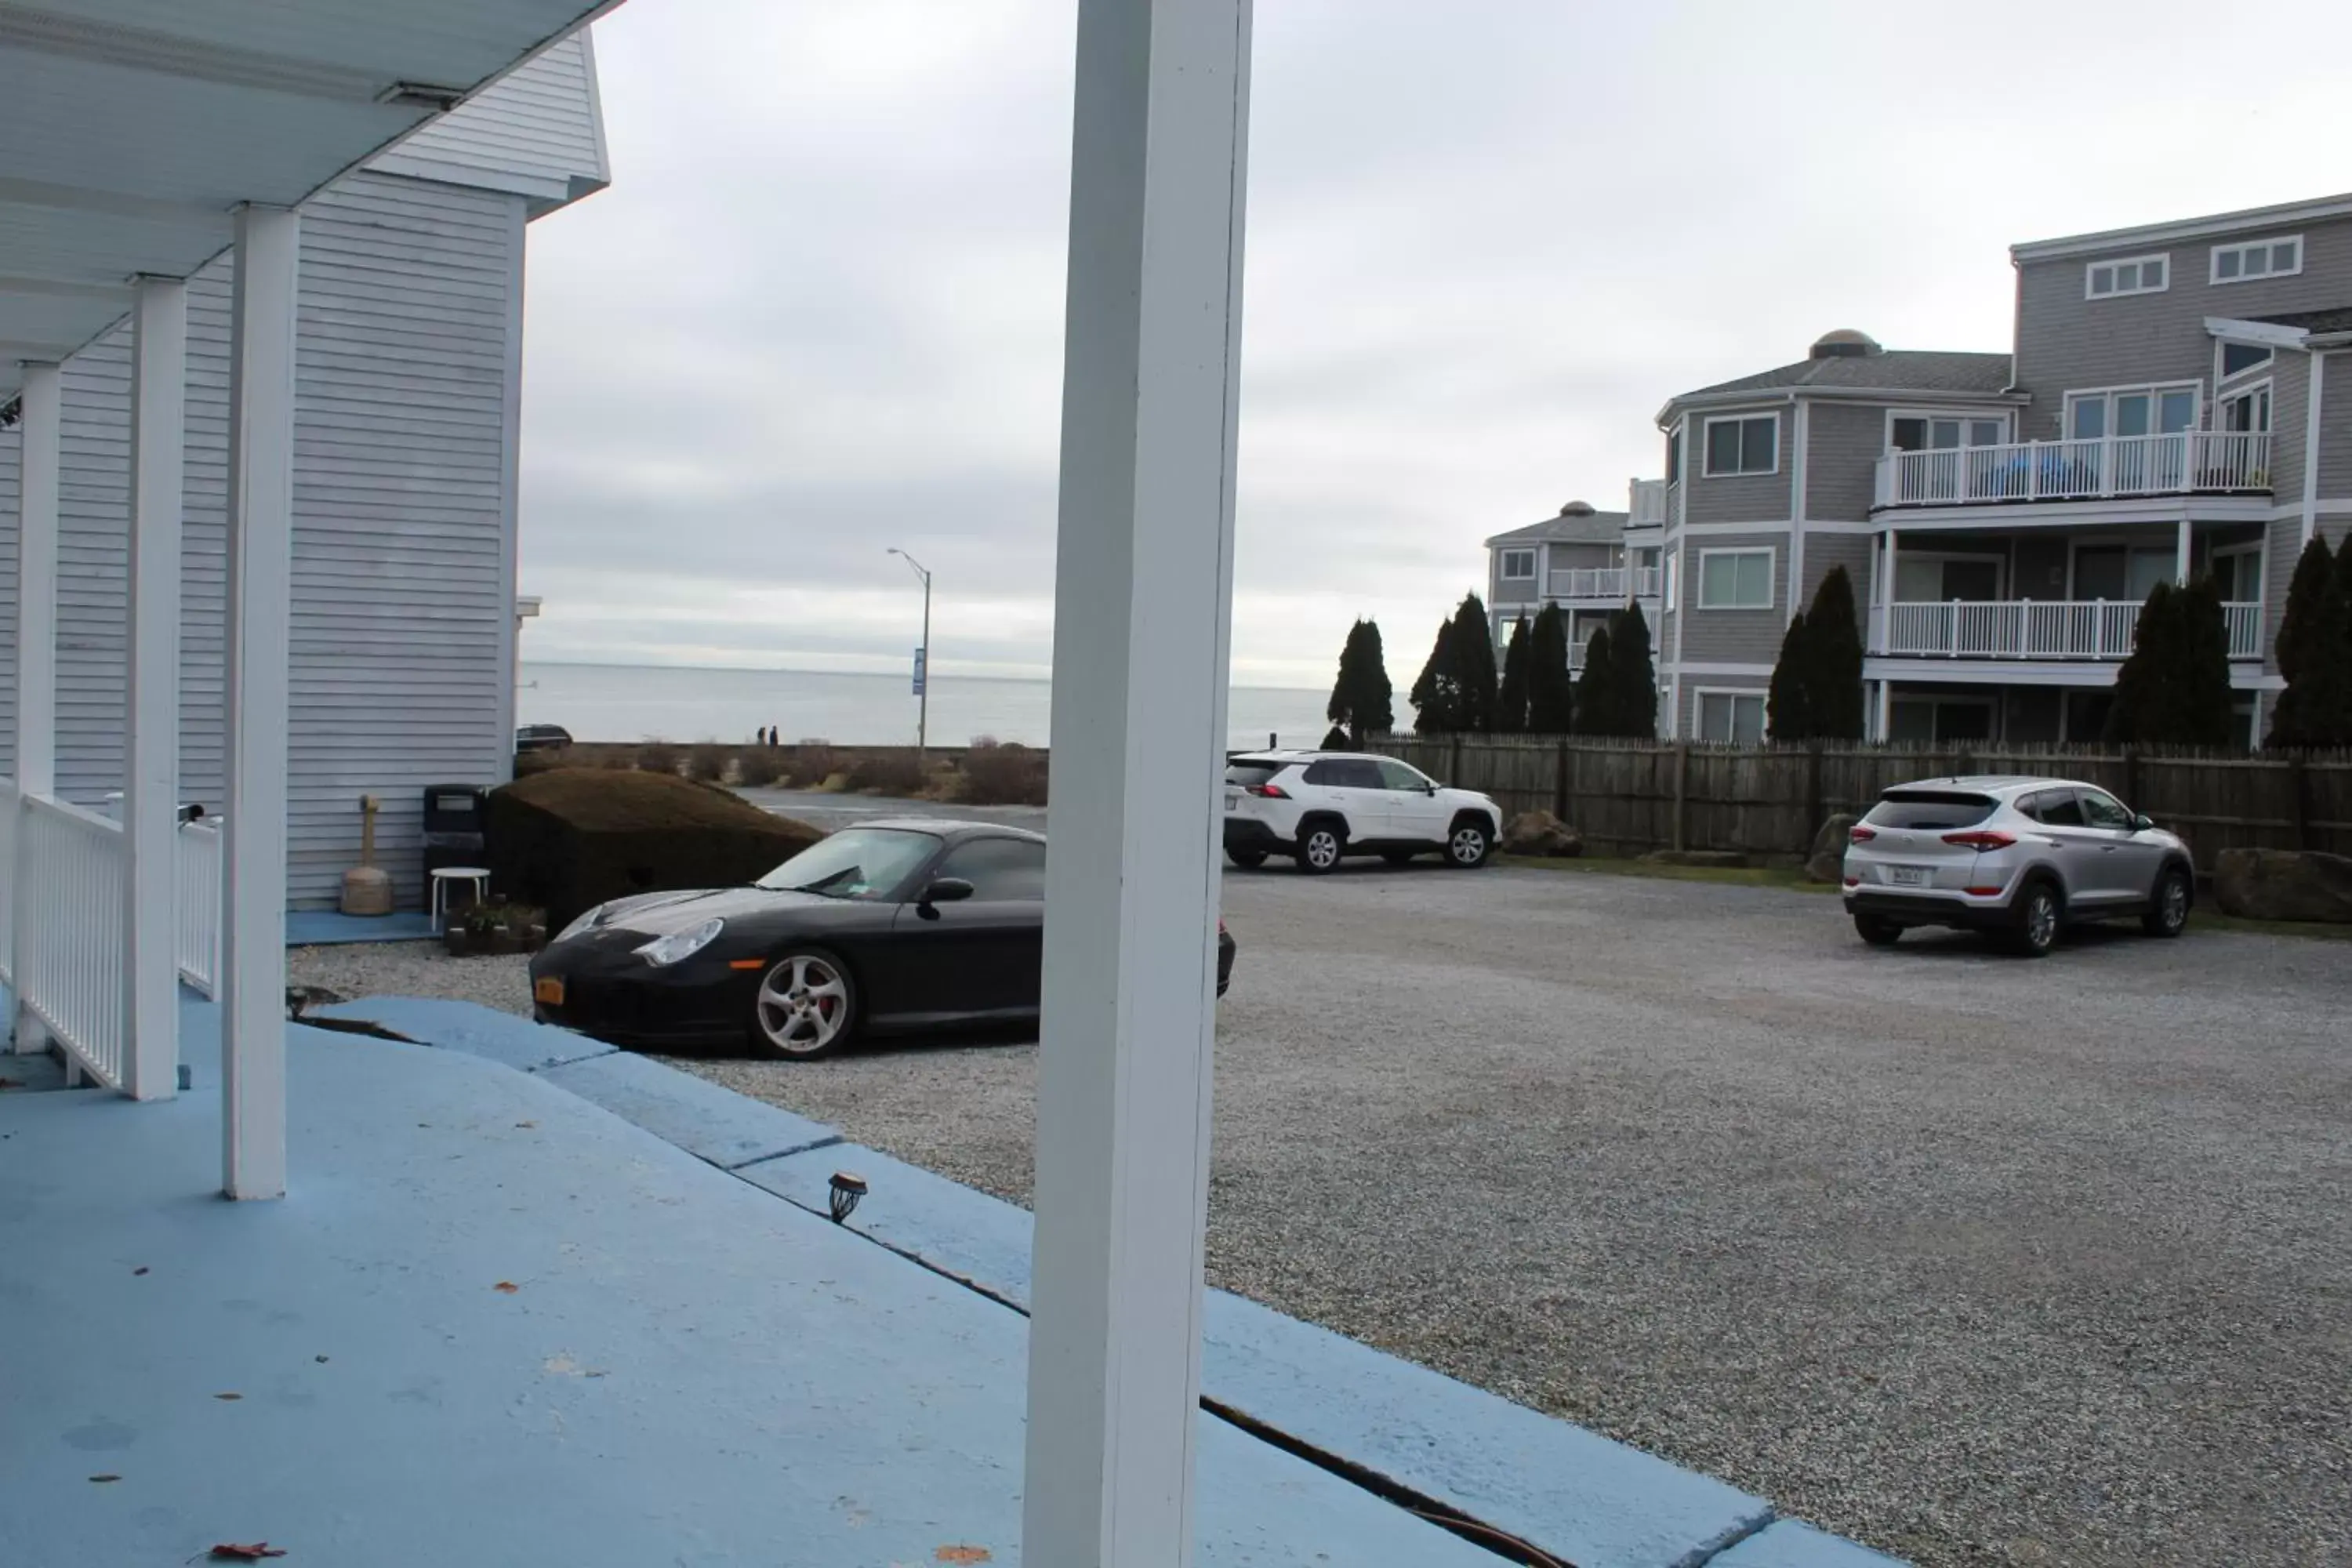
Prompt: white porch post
<box><xmin>221</xmin><ymin>205</ymin><xmax>299</xmax><ymax>1199</ymax></box>
<box><xmin>1875</xmin><ymin>677</ymin><xmax>1893</xmax><ymax>741</ymax></box>
<box><xmin>9</xmin><ymin>361</ymin><xmax>61</xmax><ymax>1054</ymax></box>
<box><xmin>2175</xmin><ymin>517</ymin><xmax>2191</xmax><ymax>586</ymax></box>
<box><xmin>1022</xmin><ymin>2</ymin><xmax>1251</xmax><ymax>1565</ymax></box>
<box><xmin>122</xmin><ymin>275</ymin><xmax>187</xmax><ymax>1100</ymax></box>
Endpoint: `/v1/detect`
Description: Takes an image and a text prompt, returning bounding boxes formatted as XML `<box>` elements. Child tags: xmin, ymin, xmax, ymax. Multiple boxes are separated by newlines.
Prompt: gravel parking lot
<box><xmin>295</xmin><ymin>866</ymin><xmax>2352</xmax><ymax>1566</ymax></box>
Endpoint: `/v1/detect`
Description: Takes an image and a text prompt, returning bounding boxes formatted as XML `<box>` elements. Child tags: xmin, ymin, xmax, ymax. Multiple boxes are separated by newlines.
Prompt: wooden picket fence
<box><xmin>1363</xmin><ymin>735</ymin><xmax>2352</xmax><ymax>873</ymax></box>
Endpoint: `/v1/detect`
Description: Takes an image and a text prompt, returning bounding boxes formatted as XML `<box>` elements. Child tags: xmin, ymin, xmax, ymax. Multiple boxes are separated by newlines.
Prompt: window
<box><xmin>2210</xmin><ymin>235</ymin><xmax>2301</xmax><ymax>285</ymax></box>
<box><xmin>2085</xmin><ymin>253</ymin><xmax>2169</xmax><ymax>298</ymax></box>
<box><xmin>1225</xmin><ymin>760</ymin><xmax>1284</xmax><ymax>789</ymax></box>
<box><xmin>931</xmin><ymin>836</ymin><xmax>1047</xmax><ymax>901</ymax></box>
<box><xmin>2020</xmin><ymin>789</ymin><xmax>2085</xmax><ymax>828</ymax></box>
<box><xmin>1498</xmin><ymin>548</ymin><xmax>1536</xmax><ymax>581</ymax></box>
<box><xmin>757</xmin><ymin>826</ymin><xmax>941</xmax><ymax>901</ymax></box>
<box><xmin>2078</xmin><ymin>790</ymin><xmax>2135</xmax><ymax>831</ymax></box>
<box><xmin>1666</xmin><ymin>427</ymin><xmax>1683</xmax><ymax>484</ymax></box>
<box><xmin>2220</xmin><ymin>382</ymin><xmax>2270</xmax><ymax>434</ymax></box>
<box><xmin>1864</xmin><ymin>790</ymin><xmax>1998</xmax><ymax>831</ymax></box>
<box><xmin>1703</xmin><ymin>413</ymin><xmax>1778</xmax><ymax>476</ymax></box>
<box><xmin>2074</xmin><ymin>543</ymin><xmax>2176</xmax><ymax>602</ymax></box>
<box><xmin>1889</xmin><ymin>416</ymin><xmax>2006</xmax><ymax>452</ymax></box>
<box><xmin>1302</xmin><ymin>758</ymin><xmax>1384</xmax><ymax>789</ymax></box>
<box><xmin>2066</xmin><ymin>385</ymin><xmax>2198</xmax><ymax>440</ymax></box>
<box><xmin>2220</xmin><ymin>341</ymin><xmax>2273</xmax><ymax>379</ymax></box>
<box><xmin>1697</xmin><ymin>546</ymin><xmax>1774</xmax><ymax>609</ymax></box>
<box><xmin>1695</xmin><ymin>691</ymin><xmax>1765</xmax><ymax>745</ymax></box>
<box><xmin>1374</xmin><ymin>759</ymin><xmax>1432</xmax><ymax>793</ymax></box>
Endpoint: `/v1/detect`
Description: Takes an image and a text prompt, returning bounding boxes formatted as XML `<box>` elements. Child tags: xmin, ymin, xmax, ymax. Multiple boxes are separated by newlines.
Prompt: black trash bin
<box><xmin>422</xmin><ymin>784</ymin><xmax>490</xmax><ymax>904</ymax></box>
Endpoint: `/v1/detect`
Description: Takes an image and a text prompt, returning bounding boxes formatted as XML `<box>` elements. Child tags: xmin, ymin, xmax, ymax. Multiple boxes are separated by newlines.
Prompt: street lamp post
<box><xmin>887</xmin><ymin>547</ymin><xmax>931</xmax><ymax>766</ymax></box>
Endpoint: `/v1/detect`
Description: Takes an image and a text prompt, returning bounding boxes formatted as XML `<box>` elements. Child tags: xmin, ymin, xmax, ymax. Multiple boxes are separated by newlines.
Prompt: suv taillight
<box><xmin>1249</xmin><ymin>783</ymin><xmax>1287</xmax><ymax>799</ymax></box>
<box><xmin>1849</xmin><ymin>826</ymin><xmax>1877</xmax><ymax>844</ymax></box>
<box><xmin>1942</xmin><ymin>830</ymin><xmax>2016</xmax><ymax>851</ymax></box>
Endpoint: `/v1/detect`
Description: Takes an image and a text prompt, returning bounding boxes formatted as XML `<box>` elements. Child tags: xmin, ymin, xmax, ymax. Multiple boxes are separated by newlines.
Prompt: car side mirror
<box><xmin>920</xmin><ymin>877</ymin><xmax>975</xmax><ymax>909</ymax></box>
<box><xmin>2132</xmin><ymin>813</ymin><xmax>2154</xmax><ymax>832</ymax></box>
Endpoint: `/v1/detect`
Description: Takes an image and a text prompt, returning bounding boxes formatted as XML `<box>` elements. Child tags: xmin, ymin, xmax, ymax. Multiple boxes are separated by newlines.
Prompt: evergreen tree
<box><xmin>1325</xmin><ymin>619</ymin><xmax>1395</xmax><ymax>744</ymax></box>
<box><xmin>1766</xmin><ymin>610</ymin><xmax>1813</xmax><ymax>742</ymax></box>
<box><xmin>1606</xmin><ymin>602</ymin><xmax>1657</xmax><ymax>738</ymax></box>
<box><xmin>1320</xmin><ymin>724</ymin><xmax>1352</xmax><ymax>750</ymax></box>
<box><xmin>1526</xmin><ymin>605</ymin><xmax>1575</xmax><ymax>733</ymax></box>
<box><xmin>1574</xmin><ymin>624</ymin><xmax>1617</xmax><ymax>737</ymax></box>
<box><xmin>2267</xmin><ymin>535</ymin><xmax>2352</xmax><ymax>749</ymax></box>
<box><xmin>1408</xmin><ymin>616</ymin><xmax>1460</xmax><ymax>734</ymax></box>
<box><xmin>1448</xmin><ymin>593</ymin><xmax>1501</xmax><ymax>733</ymax></box>
<box><xmin>2107</xmin><ymin>582</ymin><xmax>2190</xmax><ymax>745</ymax></box>
<box><xmin>1495</xmin><ymin>617</ymin><xmax>1532</xmax><ymax>734</ymax></box>
<box><xmin>2172</xmin><ymin>575</ymin><xmax>2238</xmax><ymax>749</ymax></box>
<box><xmin>1806</xmin><ymin>566</ymin><xmax>1867</xmax><ymax>740</ymax></box>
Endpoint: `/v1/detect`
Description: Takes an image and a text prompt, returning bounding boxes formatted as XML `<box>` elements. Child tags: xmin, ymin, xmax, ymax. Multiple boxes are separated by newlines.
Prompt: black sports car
<box><xmin>528</xmin><ymin>820</ymin><xmax>1238</xmax><ymax>1059</ymax></box>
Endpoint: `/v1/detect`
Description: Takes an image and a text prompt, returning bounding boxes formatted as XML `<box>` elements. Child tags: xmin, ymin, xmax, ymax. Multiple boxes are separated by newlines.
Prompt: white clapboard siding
<box><xmin>0</xmin><ymin>424</ymin><xmax>16</xmax><ymax>779</ymax></box>
<box><xmin>369</xmin><ymin>29</ymin><xmax>609</xmax><ymax>212</ymax></box>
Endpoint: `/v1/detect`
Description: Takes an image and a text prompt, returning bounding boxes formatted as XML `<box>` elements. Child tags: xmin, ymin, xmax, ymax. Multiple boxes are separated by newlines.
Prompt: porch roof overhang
<box><xmin>1868</xmin><ymin>494</ymin><xmax>2278</xmax><ymax>532</ymax></box>
<box><xmin>1864</xmin><ymin>657</ymin><xmax>2282</xmax><ymax>691</ymax></box>
<box><xmin>0</xmin><ymin>0</ymin><xmax>619</xmax><ymax>404</ymax></box>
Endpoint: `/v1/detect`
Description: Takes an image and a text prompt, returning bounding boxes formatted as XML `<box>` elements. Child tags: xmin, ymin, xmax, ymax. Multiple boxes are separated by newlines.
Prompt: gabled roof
<box><xmin>1675</xmin><ymin>350</ymin><xmax>2015</xmax><ymax>401</ymax></box>
<box><xmin>1486</xmin><ymin>506</ymin><xmax>1628</xmax><ymax>548</ymax></box>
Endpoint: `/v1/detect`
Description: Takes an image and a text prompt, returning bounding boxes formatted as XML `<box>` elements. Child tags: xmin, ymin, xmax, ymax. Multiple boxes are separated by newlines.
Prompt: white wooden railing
<box><xmin>16</xmin><ymin>794</ymin><xmax>129</xmax><ymax>1088</ymax></box>
<box><xmin>1875</xmin><ymin>599</ymin><xmax>2263</xmax><ymax>660</ymax></box>
<box><xmin>1546</xmin><ymin>565</ymin><xmax>1664</xmax><ymax>601</ymax></box>
<box><xmin>0</xmin><ymin>777</ymin><xmax>18</xmax><ymax>990</ymax></box>
<box><xmin>1874</xmin><ymin>431</ymin><xmax>2271</xmax><ymax>509</ymax></box>
<box><xmin>177</xmin><ymin>815</ymin><xmax>223</xmax><ymax>999</ymax></box>
<box><xmin>1629</xmin><ymin>477</ymin><xmax>1668</xmax><ymax>527</ymax></box>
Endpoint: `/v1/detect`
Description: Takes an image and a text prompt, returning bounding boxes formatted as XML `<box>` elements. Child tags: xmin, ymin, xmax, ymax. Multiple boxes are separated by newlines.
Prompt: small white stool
<box><xmin>429</xmin><ymin>866</ymin><xmax>492</xmax><ymax>935</ymax></box>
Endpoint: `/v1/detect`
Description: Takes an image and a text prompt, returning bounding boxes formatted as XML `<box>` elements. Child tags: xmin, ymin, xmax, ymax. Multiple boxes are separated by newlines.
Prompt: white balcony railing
<box><xmin>1546</xmin><ymin>565</ymin><xmax>1664</xmax><ymax>601</ymax></box>
<box><xmin>1629</xmin><ymin>477</ymin><xmax>1668</xmax><ymax>528</ymax></box>
<box><xmin>16</xmin><ymin>793</ymin><xmax>129</xmax><ymax>1088</ymax></box>
<box><xmin>1874</xmin><ymin>431</ymin><xmax>2271</xmax><ymax>510</ymax></box>
<box><xmin>177</xmin><ymin>815</ymin><xmax>224</xmax><ymax>999</ymax></box>
<box><xmin>1875</xmin><ymin>599</ymin><xmax>2263</xmax><ymax>660</ymax></box>
<box><xmin>0</xmin><ymin>777</ymin><xmax>17</xmax><ymax>990</ymax></box>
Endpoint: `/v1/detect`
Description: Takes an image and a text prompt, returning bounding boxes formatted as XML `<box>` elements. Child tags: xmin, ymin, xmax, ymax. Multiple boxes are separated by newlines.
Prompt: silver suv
<box><xmin>1842</xmin><ymin>776</ymin><xmax>2194</xmax><ymax>957</ymax></box>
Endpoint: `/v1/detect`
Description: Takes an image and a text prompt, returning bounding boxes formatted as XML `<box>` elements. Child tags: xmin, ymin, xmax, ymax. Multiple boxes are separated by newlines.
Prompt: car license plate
<box><xmin>1885</xmin><ymin>865</ymin><xmax>1929</xmax><ymax>887</ymax></box>
<box><xmin>533</xmin><ymin>976</ymin><xmax>565</xmax><ymax>1006</ymax></box>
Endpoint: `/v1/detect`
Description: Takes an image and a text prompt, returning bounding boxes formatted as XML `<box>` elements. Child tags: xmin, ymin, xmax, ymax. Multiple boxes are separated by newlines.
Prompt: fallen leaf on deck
<box><xmin>314</xmin><ymin>1355</ymin><xmax>329</xmax><ymax>1363</ymax></box>
<box><xmin>133</xmin><ymin>1266</ymin><xmax>150</xmax><ymax>1276</ymax></box>
<box><xmin>214</xmin><ymin>1393</ymin><xmax>242</xmax><ymax>1402</ymax></box>
<box><xmin>208</xmin><ymin>1544</ymin><xmax>288</xmax><ymax>1561</ymax></box>
<box><xmin>492</xmin><ymin>1281</ymin><xmax>519</xmax><ymax>1294</ymax></box>
<box><xmin>89</xmin><ymin>1474</ymin><xmax>120</xmax><ymax>1484</ymax></box>
<box><xmin>514</xmin><ymin>1120</ymin><xmax>536</xmax><ymax>1129</ymax></box>
<box><xmin>935</xmin><ymin>1548</ymin><xmax>993</xmax><ymax>1565</ymax></box>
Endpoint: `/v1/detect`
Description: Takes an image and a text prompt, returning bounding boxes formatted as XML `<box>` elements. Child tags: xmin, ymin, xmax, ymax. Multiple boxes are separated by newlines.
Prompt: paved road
<box><xmin>676</xmin><ymin>862</ymin><xmax>2352</xmax><ymax>1567</ymax></box>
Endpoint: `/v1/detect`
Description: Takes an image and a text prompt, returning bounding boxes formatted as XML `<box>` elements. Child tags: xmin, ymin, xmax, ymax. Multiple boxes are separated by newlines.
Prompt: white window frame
<box><xmin>1700</xmin><ymin>412</ymin><xmax>1780</xmax><ymax>477</ymax></box>
<box><xmin>1694</xmin><ymin>545</ymin><xmax>1775</xmax><ymax>611</ymax></box>
<box><xmin>2210</xmin><ymin>539</ymin><xmax>2264</xmax><ymax>605</ymax></box>
<box><xmin>1497</xmin><ymin>547</ymin><xmax>1537</xmax><ymax>582</ymax></box>
<box><xmin>2214</xmin><ymin>338</ymin><xmax>2275</xmax><ymax>386</ymax></box>
<box><xmin>2062</xmin><ymin>381</ymin><xmax>2202</xmax><ymax>441</ymax></box>
<box><xmin>1691</xmin><ymin>687</ymin><xmax>1766</xmax><ymax>745</ymax></box>
<box><xmin>2216</xmin><ymin>377</ymin><xmax>2272</xmax><ymax>435</ymax></box>
<box><xmin>2084</xmin><ymin>253</ymin><xmax>2170</xmax><ymax>299</ymax></box>
<box><xmin>2209</xmin><ymin>234</ymin><xmax>2303</xmax><ymax>286</ymax></box>
<box><xmin>1881</xmin><ymin>408</ymin><xmax>2014</xmax><ymax>456</ymax></box>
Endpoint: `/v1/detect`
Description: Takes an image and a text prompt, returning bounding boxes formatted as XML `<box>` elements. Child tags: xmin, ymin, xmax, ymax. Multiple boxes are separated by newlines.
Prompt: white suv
<box><xmin>1223</xmin><ymin>751</ymin><xmax>1503</xmax><ymax>873</ymax></box>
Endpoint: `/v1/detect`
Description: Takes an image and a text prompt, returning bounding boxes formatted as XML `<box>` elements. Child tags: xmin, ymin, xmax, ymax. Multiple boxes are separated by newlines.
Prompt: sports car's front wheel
<box><xmin>750</xmin><ymin>949</ymin><xmax>858</xmax><ymax>1060</ymax></box>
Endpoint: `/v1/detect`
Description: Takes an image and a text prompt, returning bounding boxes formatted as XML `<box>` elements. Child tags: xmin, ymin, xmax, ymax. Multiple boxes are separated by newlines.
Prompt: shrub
<box><xmin>785</xmin><ymin>744</ymin><xmax>840</xmax><ymax>789</ymax></box>
<box><xmin>733</xmin><ymin>749</ymin><xmax>786</xmax><ymax>787</ymax></box>
<box><xmin>961</xmin><ymin>738</ymin><xmax>1049</xmax><ymax>805</ymax></box>
<box><xmin>484</xmin><ymin>768</ymin><xmax>822</xmax><ymax>931</ymax></box>
<box><xmin>636</xmin><ymin>741</ymin><xmax>680</xmax><ymax>776</ymax></box>
<box><xmin>685</xmin><ymin>742</ymin><xmax>729</xmax><ymax>782</ymax></box>
<box><xmin>844</xmin><ymin>751</ymin><xmax>927</xmax><ymax>795</ymax></box>
<box><xmin>514</xmin><ymin>745</ymin><xmax>572</xmax><ymax>778</ymax></box>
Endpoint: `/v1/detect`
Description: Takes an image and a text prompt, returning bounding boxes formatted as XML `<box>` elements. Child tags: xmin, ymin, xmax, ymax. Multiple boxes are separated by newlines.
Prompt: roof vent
<box><xmin>1809</xmin><ymin>328</ymin><xmax>1881</xmax><ymax>360</ymax></box>
<box><xmin>1559</xmin><ymin>500</ymin><xmax>1596</xmax><ymax>516</ymax></box>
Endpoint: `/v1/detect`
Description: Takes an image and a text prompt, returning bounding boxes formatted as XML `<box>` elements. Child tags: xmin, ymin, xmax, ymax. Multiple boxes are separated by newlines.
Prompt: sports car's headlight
<box><xmin>635</xmin><ymin>918</ymin><xmax>724</xmax><ymax>967</ymax></box>
<box><xmin>557</xmin><ymin>904</ymin><xmax>608</xmax><ymax>943</ymax></box>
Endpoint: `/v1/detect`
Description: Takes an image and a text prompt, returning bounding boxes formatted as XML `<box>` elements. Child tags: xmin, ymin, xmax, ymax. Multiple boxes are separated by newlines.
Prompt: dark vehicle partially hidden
<box><xmin>530</xmin><ymin>821</ymin><xmax>1238</xmax><ymax>1059</ymax></box>
<box><xmin>515</xmin><ymin>723</ymin><xmax>574</xmax><ymax>753</ymax></box>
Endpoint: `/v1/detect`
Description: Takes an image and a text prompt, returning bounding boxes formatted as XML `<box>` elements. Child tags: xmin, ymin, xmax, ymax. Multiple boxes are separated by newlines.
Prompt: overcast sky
<box><xmin>515</xmin><ymin>0</ymin><xmax>2351</xmax><ymax>689</ymax></box>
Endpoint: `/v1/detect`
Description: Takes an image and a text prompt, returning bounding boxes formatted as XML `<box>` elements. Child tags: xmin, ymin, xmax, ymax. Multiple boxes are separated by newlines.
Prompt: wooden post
<box><xmin>1671</xmin><ymin>742</ymin><xmax>1690</xmax><ymax>852</ymax></box>
<box><xmin>1804</xmin><ymin>742</ymin><xmax>1824</xmax><ymax>851</ymax></box>
<box><xmin>1553</xmin><ymin>737</ymin><xmax>1569</xmax><ymax>821</ymax></box>
<box><xmin>2290</xmin><ymin>753</ymin><xmax>2310</xmax><ymax>850</ymax></box>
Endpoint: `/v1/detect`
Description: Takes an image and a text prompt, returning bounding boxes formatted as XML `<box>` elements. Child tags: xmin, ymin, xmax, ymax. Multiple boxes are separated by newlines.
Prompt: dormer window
<box><xmin>2211</xmin><ymin>236</ymin><xmax>2300</xmax><ymax>285</ymax></box>
<box><xmin>2085</xmin><ymin>254</ymin><xmax>2168</xmax><ymax>298</ymax></box>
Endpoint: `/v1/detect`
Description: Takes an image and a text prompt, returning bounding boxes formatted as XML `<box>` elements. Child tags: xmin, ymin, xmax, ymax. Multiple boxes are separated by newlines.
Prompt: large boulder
<box><xmin>1807</xmin><ymin>812</ymin><xmax>1858</xmax><ymax>884</ymax></box>
<box><xmin>2212</xmin><ymin>848</ymin><xmax>2352</xmax><ymax>924</ymax></box>
<box><xmin>1502</xmin><ymin>810</ymin><xmax>1584</xmax><ymax>858</ymax></box>
<box><xmin>485</xmin><ymin>768</ymin><xmax>822</xmax><ymax>931</ymax></box>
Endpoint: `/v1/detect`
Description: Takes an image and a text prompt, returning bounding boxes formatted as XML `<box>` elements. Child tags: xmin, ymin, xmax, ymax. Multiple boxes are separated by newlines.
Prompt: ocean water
<box><xmin>518</xmin><ymin>662</ymin><xmax>1334</xmax><ymax>750</ymax></box>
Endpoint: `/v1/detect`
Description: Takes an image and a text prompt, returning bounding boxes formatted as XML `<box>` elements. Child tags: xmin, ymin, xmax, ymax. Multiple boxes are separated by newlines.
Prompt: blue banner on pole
<box><xmin>912</xmin><ymin>647</ymin><xmax>927</xmax><ymax>697</ymax></box>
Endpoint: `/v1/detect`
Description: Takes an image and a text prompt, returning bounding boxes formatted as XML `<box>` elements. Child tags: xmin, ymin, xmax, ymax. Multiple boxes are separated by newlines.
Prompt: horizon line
<box><xmin>521</xmin><ymin>658</ymin><xmax>1323</xmax><ymax>694</ymax></box>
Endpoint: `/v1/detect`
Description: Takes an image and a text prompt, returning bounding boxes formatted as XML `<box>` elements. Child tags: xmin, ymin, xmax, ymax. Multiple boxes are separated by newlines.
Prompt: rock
<box><xmin>2212</xmin><ymin>848</ymin><xmax>2352</xmax><ymax>924</ymax></box>
<box><xmin>1642</xmin><ymin>849</ymin><xmax>1748</xmax><ymax>869</ymax></box>
<box><xmin>1807</xmin><ymin>813</ymin><xmax>1858</xmax><ymax>884</ymax></box>
<box><xmin>1501</xmin><ymin>810</ymin><xmax>1584</xmax><ymax>858</ymax></box>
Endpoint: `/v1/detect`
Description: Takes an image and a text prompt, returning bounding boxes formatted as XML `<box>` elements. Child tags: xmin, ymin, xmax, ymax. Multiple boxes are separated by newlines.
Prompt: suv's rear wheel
<box><xmin>1446</xmin><ymin>817</ymin><xmax>1493</xmax><ymax>869</ymax></box>
<box><xmin>1296</xmin><ymin>822</ymin><xmax>1345</xmax><ymax>874</ymax></box>
<box><xmin>2142</xmin><ymin>865</ymin><xmax>2191</xmax><ymax>938</ymax></box>
<box><xmin>1226</xmin><ymin>847</ymin><xmax>1268</xmax><ymax>869</ymax></box>
<box><xmin>1853</xmin><ymin>914</ymin><xmax>1903</xmax><ymax>947</ymax></box>
<box><xmin>2009</xmin><ymin>880</ymin><xmax>2062</xmax><ymax>958</ymax></box>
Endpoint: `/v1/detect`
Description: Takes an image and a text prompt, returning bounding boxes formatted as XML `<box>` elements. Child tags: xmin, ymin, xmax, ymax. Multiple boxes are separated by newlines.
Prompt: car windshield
<box><xmin>1863</xmin><ymin>790</ymin><xmax>1998</xmax><ymax>830</ymax></box>
<box><xmin>756</xmin><ymin>828</ymin><xmax>938</xmax><ymax>900</ymax></box>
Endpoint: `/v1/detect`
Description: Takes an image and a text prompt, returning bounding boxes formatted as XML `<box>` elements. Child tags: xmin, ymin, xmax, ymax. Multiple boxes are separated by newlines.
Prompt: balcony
<box><xmin>1629</xmin><ymin>477</ymin><xmax>1668</xmax><ymax>528</ymax></box>
<box><xmin>1873</xmin><ymin>431</ymin><xmax>2270</xmax><ymax>510</ymax></box>
<box><xmin>1547</xmin><ymin>564</ymin><xmax>1663</xmax><ymax>601</ymax></box>
<box><xmin>1872</xmin><ymin>599</ymin><xmax>2263</xmax><ymax>661</ymax></box>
